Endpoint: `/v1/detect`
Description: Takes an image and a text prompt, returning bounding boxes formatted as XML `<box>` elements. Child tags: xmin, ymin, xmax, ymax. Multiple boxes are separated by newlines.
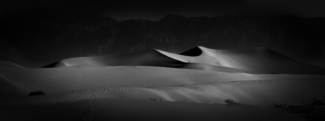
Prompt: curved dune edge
<box><xmin>0</xmin><ymin>76</ymin><xmax>27</xmax><ymax>97</ymax></box>
<box><xmin>0</xmin><ymin>61</ymin><xmax>25</xmax><ymax>68</ymax></box>
<box><xmin>43</xmin><ymin>49</ymin><xmax>187</xmax><ymax>68</ymax></box>
<box><xmin>156</xmin><ymin>47</ymin><xmax>223</xmax><ymax>65</ymax></box>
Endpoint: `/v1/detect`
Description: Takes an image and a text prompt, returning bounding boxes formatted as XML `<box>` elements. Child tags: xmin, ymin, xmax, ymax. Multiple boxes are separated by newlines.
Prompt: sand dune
<box><xmin>42</xmin><ymin>46</ymin><xmax>325</xmax><ymax>75</ymax></box>
<box><xmin>0</xmin><ymin>62</ymin><xmax>323</xmax><ymax>120</ymax></box>
<box><xmin>161</xmin><ymin>46</ymin><xmax>325</xmax><ymax>75</ymax></box>
<box><xmin>0</xmin><ymin>76</ymin><xmax>27</xmax><ymax>97</ymax></box>
<box><xmin>1</xmin><ymin>46</ymin><xmax>325</xmax><ymax>120</ymax></box>
<box><xmin>43</xmin><ymin>49</ymin><xmax>186</xmax><ymax>68</ymax></box>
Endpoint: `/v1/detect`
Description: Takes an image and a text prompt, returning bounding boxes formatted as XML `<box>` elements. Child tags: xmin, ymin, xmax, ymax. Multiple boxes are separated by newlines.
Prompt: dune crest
<box><xmin>0</xmin><ymin>61</ymin><xmax>25</xmax><ymax>68</ymax></box>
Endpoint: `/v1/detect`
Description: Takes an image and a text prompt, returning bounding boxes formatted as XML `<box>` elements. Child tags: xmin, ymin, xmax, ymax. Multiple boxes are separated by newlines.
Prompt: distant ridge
<box><xmin>1</xmin><ymin>14</ymin><xmax>325</xmax><ymax>68</ymax></box>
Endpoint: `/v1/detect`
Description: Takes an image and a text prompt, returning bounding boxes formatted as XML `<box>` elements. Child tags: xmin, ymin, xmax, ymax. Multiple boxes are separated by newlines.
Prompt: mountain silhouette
<box><xmin>0</xmin><ymin>13</ymin><xmax>324</xmax><ymax>67</ymax></box>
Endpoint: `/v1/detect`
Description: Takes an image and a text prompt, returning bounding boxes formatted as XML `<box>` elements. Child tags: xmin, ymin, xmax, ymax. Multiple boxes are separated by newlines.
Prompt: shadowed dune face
<box><xmin>180</xmin><ymin>46</ymin><xmax>203</xmax><ymax>56</ymax></box>
<box><xmin>0</xmin><ymin>76</ymin><xmax>27</xmax><ymax>97</ymax></box>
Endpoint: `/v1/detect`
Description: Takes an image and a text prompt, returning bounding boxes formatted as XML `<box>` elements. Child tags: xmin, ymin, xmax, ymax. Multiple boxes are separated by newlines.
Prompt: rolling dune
<box><xmin>43</xmin><ymin>49</ymin><xmax>186</xmax><ymax>68</ymax></box>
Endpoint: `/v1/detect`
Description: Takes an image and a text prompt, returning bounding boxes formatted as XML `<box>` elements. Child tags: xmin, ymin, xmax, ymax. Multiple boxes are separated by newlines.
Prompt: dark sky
<box><xmin>1</xmin><ymin>0</ymin><xmax>325</xmax><ymax>21</ymax></box>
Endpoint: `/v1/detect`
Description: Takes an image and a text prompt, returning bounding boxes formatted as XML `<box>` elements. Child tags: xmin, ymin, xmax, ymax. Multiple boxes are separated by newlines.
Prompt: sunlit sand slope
<box><xmin>43</xmin><ymin>49</ymin><xmax>186</xmax><ymax>68</ymax></box>
<box><xmin>160</xmin><ymin>46</ymin><xmax>325</xmax><ymax>75</ymax></box>
<box><xmin>0</xmin><ymin>76</ymin><xmax>27</xmax><ymax>97</ymax></box>
<box><xmin>1</xmin><ymin>66</ymin><xmax>325</xmax><ymax>105</ymax></box>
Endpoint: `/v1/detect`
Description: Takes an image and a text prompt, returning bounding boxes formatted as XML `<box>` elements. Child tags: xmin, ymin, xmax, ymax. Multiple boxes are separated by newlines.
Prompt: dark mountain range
<box><xmin>1</xmin><ymin>11</ymin><xmax>325</xmax><ymax>67</ymax></box>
